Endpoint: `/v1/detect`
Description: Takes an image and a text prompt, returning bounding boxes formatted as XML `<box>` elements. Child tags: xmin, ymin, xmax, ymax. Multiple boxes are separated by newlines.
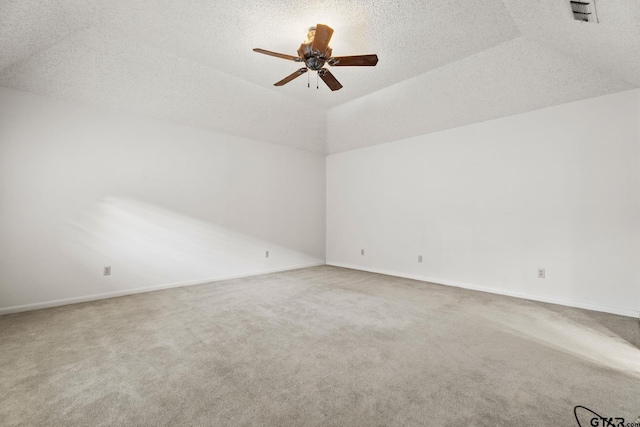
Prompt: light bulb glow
<box><xmin>304</xmin><ymin>27</ymin><xmax>316</xmax><ymax>44</ymax></box>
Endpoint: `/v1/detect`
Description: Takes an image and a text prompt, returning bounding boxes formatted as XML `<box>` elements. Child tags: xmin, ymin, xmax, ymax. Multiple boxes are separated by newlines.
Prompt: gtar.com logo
<box><xmin>574</xmin><ymin>406</ymin><xmax>640</xmax><ymax>427</ymax></box>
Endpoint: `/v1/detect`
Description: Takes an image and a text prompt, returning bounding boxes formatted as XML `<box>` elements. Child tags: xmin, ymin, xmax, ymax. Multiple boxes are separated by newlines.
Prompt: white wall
<box><xmin>327</xmin><ymin>89</ymin><xmax>640</xmax><ymax>317</ymax></box>
<box><xmin>0</xmin><ymin>88</ymin><xmax>326</xmax><ymax>314</ymax></box>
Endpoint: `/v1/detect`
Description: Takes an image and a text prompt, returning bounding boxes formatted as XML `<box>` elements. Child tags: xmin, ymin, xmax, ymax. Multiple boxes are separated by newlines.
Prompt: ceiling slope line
<box><xmin>0</xmin><ymin>26</ymin><xmax>93</xmax><ymax>78</ymax></box>
<box><xmin>325</xmin><ymin>35</ymin><xmax>635</xmax><ymax>154</ymax></box>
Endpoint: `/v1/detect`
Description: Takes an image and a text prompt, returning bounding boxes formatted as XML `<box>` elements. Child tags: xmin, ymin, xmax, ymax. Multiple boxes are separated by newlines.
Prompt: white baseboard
<box><xmin>328</xmin><ymin>262</ymin><xmax>640</xmax><ymax>319</ymax></box>
<box><xmin>5</xmin><ymin>261</ymin><xmax>637</xmax><ymax>319</ymax></box>
<box><xmin>0</xmin><ymin>262</ymin><xmax>325</xmax><ymax>316</ymax></box>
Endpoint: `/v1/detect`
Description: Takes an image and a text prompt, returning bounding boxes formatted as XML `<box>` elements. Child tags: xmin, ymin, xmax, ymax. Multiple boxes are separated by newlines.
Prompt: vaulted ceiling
<box><xmin>1</xmin><ymin>0</ymin><xmax>639</xmax><ymax>154</ymax></box>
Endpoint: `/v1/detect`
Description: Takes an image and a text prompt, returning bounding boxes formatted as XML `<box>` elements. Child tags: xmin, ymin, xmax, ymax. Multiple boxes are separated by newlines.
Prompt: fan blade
<box><xmin>328</xmin><ymin>54</ymin><xmax>379</xmax><ymax>66</ymax></box>
<box><xmin>274</xmin><ymin>68</ymin><xmax>308</xmax><ymax>86</ymax></box>
<box><xmin>318</xmin><ymin>69</ymin><xmax>342</xmax><ymax>91</ymax></box>
<box><xmin>311</xmin><ymin>24</ymin><xmax>334</xmax><ymax>54</ymax></box>
<box><xmin>297</xmin><ymin>43</ymin><xmax>312</xmax><ymax>59</ymax></box>
<box><xmin>253</xmin><ymin>48</ymin><xmax>301</xmax><ymax>62</ymax></box>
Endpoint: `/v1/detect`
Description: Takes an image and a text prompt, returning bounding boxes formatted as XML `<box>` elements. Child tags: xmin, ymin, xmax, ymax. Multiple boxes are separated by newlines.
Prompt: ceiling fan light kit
<box><xmin>253</xmin><ymin>23</ymin><xmax>378</xmax><ymax>91</ymax></box>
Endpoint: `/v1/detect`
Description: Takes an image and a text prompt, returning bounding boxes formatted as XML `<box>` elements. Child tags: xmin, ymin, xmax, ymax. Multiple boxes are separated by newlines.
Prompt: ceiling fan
<box><xmin>253</xmin><ymin>24</ymin><xmax>378</xmax><ymax>91</ymax></box>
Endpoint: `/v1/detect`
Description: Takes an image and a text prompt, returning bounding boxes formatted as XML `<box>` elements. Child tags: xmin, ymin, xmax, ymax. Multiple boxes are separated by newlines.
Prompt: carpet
<box><xmin>1</xmin><ymin>266</ymin><xmax>639</xmax><ymax>426</ymax></box>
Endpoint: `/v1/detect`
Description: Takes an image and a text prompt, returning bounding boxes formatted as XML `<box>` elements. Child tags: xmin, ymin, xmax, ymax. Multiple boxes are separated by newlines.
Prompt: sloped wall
<box><xmin>327</xmin><ymin>89</ymin><xmax>640</xmax><ymax>316</ymax></box>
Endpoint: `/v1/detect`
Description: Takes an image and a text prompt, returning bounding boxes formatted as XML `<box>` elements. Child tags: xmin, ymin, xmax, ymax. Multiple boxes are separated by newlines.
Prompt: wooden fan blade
<box><xmin>253</xmin><ymin>48</ymin><xmax>301</xmax><ymax>62</ymax></box>
<box><xmin>328</xmin><ymin>54</ymin><xmax>379</xmax><ymax>66</ymax></box>
<box><xmin>318</xmin><ymin>69</ymin><xmax>342</xmax><ymax>91</ymax></box>
<box><xmin>297</xmin><ymin>43</ymin><xmax>312</xmax><ymax>59</ymax></box>
<box><xmin>274</xmin><ymin>68</ymin><xmax>308</xmax><ymax>86</ymax></box>
<box><xmin>311</xmin><ymin>24</ymin><xmax>334</xmax><ymax>54</ymax></box>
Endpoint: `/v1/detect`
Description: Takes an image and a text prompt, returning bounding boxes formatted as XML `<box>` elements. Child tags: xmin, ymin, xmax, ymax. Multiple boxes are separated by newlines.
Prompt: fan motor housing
<box><xmin>305</xmin><ymin>56</ymin><xmax>325</xmax><ymax>70</ymax></box>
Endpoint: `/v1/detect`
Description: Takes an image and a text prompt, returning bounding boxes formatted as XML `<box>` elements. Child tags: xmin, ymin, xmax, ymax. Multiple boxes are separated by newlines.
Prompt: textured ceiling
<box><xmin>502</xmin><ymin>0</ymin><xmax>640</xmax><ymax>87</ymax></box>
<box><xmin>0</xmin><ymin>26</ymin><xmax>327</xmax><ymax>152</ymax></box>
<box><xmin>1</xmin><ymin>0</ymin><xmax>638</xmax><ymax>154</ymax></box>
<box><xmin>327</xmin><ymin>36</ymin><xmax>634</xmax><ymax>153</ymax></box>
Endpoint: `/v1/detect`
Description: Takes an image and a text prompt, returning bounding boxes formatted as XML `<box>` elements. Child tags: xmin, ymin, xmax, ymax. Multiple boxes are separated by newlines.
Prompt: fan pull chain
<box><xmin>317</xmin><ymin>71</ymin><xmax>319</xmax><ymax>89</ymax></box>
<box><xmin>308</xmin><ymin>71</ymin><xmax>310</xmax><ymax>88</ymax></box>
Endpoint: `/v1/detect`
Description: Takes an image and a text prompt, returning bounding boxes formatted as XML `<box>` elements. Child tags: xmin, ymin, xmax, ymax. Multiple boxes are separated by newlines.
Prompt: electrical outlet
<box><xmin>537</xmin><ymin>268</ymin><xmax>545</xmax><ymax>279</ymax></box>
<box><xmin>103</xmin><ymin>266</ymin><xmax>111</xmax><ymax>276</ymax></box>
<box><xmin>361</xmin><ymin>249</ymin><xmax>364</xmax><ymax>256</ymax></box>
<box><xmin>265</xmin><ymin>251</ymin><xmax>269</xmax><ymax>258</ymax></box>
<box><xmin>418</xmin><ymin>255</ymin><xmax>423</xmax><ymax>263</ymax></box>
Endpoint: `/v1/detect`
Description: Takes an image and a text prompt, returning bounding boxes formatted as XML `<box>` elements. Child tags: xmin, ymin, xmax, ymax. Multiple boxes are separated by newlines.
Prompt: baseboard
<box><xmin>0</xmin><ymin>262</ymin><xmax>325</xmax><ymax>316</ymax></box>
<box><xmin>328</xmin><ymin>262</ymin><xmax>640</xmax><ymax>319</ymax></box>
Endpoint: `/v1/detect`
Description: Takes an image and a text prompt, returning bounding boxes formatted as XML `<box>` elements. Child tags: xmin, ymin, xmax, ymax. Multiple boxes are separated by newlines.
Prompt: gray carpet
<box><xmin>1</xmin><ymin>266</ymin><xmax>639</xmax><ymax>426</ymax></box>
